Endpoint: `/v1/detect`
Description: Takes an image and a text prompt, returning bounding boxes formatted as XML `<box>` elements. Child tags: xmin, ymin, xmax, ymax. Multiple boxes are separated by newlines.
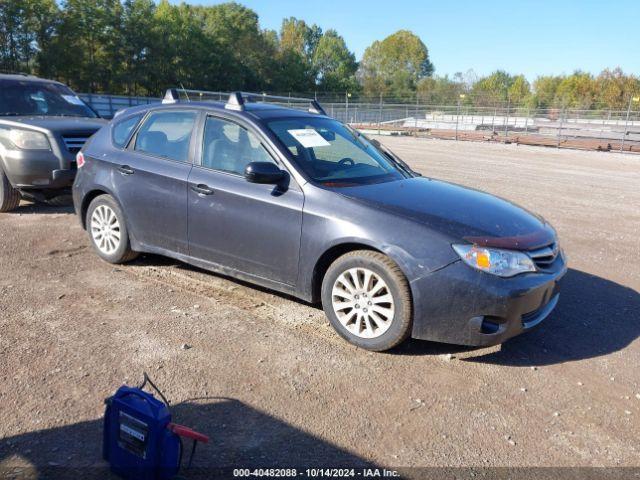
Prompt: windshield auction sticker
<box><xmin>61</xmin><ymin>95</ymin><xmax>86</xmax><ymax>106</ymax></box>
<box><xmin>288</xmin><ymin>129</ymin><xmax>331</xmax><ymax>148</ymax></box>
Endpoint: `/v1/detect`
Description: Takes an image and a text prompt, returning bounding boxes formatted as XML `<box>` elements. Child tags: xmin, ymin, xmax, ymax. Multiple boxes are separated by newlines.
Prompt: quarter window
<box><xmin>112</xmin><ymin>114</ymin><xmax>142</xmax><ymax>148</ymax></box>
<box><xmin>134</xmin><ymin>110</ymin><xmax>197</xmax><ymax>162</ymax></box>
<box><xmin>202</xmin><ymin>116</ymin><xmax>274</xmax><ymax>175</ymax></box>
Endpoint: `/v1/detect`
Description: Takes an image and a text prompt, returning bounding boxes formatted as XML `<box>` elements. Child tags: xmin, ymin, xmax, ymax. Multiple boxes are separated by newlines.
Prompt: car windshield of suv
<box><xmin>267</xmin><ymin>117</ymin><xmax>407</xmax><ymax>186</ymax></box>
<box><xmin>0</xmin><ymin>79</ymin><xmax>97</xmax><ymax>118</ymax></box>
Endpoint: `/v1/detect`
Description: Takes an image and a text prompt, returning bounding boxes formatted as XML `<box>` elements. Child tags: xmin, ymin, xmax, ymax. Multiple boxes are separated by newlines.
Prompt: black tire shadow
<box><xmin>125</xmin><ymin>254</ymin><xmax>640</xmax><ymax>366</ymax></box>
<box><xmin>392</xmin><ymin>269</ymin><xmax>640</xmax><ymax>366</ymax></box>
<box><xmin>6</xmin><ymin>202</ymin><xmax>74</xmax><ymax>215</ymax></box>
<box><xmin>129</xmin><ymin>253</ymin><xmax>323</xmax><ymax>310</ymax></box>
<box><xmin>468</xmin><ymin>269</ymin><xmax>640</xmax><ymax>366</ymax></box>
<box><xmin>0</xmin><ymin>397</ymin><xmax>376</xmax><ymax>479</ymax></box>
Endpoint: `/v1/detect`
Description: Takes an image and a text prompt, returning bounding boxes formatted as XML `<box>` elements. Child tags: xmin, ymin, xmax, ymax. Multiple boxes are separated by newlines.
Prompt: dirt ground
<box><xmin>1</xmin><ymin>138</ymin><xmax>639</xmax><ymax>477</ymax></box>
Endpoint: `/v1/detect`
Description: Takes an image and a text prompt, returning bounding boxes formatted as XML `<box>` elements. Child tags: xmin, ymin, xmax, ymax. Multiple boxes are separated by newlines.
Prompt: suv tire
<box><xmin>0</xmin><ymin>166</ymin><xmax>21</xmax><ymax>212</ymax></box>
<box><xmin>86</xmin><ymin>195</ymin><xmax>138</xmax><ymax>264</ymax></box>
<box><xmin>321</xmin><ymin>250</ymin><xmax>413</xmax><ymax>351</ymax></box>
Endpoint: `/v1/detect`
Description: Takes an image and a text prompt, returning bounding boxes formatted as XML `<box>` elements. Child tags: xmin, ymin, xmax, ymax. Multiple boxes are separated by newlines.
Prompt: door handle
<box><xmin>190</xmin><ymin>184</ymin><xmax>214</xmax><ymax>196</ymax></box>
<box><xmin>118</xmin><ymin>165</ymin><xmax>134</xmax><ymax>175</ymax></box>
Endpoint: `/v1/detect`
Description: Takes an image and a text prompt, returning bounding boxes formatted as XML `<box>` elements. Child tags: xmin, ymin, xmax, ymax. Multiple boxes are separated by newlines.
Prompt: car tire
<box><xmin>0</xmin><ymin>166</ymin><xmax>21</xmax><ymax>213</ymax></box>
<box><xmin>86</xmin><ymin>194</ymin><xmax>138</xmax><ymax>264</ymax></box>
<box><xmin>321</xmin><ymin>250</ymin><xmax>413</xmax><ymax>351</ymax></box>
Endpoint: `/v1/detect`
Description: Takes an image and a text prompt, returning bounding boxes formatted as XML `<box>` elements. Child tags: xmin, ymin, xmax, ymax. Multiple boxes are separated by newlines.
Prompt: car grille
<box><xmin>528</xmin><ymin>243</ymin><xmax>559</xmax><ymax>269</ymax></box>
<box><xmin>61</xmin><ymin>134</ymin><xmax>92</xmax><ymax>153</ymax></box>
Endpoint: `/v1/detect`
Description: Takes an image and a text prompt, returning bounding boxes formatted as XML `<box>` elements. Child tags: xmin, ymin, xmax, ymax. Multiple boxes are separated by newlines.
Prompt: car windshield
<box><xmin>267</xmin><ymin>117</ymin><xmax>408</xmax><ymax>186</ymax></box>
<box><xmin>0</xmin><ymin>79</ymin><xmax>97</xmax><ymax>118</ymax></box>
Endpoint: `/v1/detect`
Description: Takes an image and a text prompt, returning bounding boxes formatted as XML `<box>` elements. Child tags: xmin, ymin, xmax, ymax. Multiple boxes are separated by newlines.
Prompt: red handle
<box><xmin>167</xmin><ymin>423</ymin><xmax>209</xmax><ymax>443</ymax></box>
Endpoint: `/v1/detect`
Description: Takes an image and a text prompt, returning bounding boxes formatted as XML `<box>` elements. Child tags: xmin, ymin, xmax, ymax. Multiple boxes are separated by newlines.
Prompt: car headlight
<box><xmin>452</xmin><ymin>244</ymin><xmax>536</xmax><ymax>277</ymax></box>
<box><xmin>5</xmin><ymin>129</ymin><xmax>51</xmax><ymax>150</ymax></box>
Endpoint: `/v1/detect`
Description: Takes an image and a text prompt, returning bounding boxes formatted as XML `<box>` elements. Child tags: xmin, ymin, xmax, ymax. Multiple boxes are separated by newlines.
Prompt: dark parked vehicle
<box><xmin>73</xmin><ymin>90</ymin><xmax>566</xmax><ymax>351</ymax></box>
<box><xmin>0</xmin><ymin>74</ymin><xmax>106</xmax><ymax>212</ymax></box>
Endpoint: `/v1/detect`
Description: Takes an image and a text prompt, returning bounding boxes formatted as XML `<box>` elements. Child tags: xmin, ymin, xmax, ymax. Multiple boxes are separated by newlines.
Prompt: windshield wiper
<box><xmin>0</xmin><ymin>112</ymin><xmax>25</xmax><ymax>116</ymax></box>
<box><xmin>353</xmin><ymin>129</ymin><xmax>419</xmax><ymax>178</ymax></box>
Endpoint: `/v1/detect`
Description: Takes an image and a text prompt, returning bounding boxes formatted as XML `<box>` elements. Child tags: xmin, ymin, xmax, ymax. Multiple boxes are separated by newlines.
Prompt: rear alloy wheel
<box><xmin>0</xmin><ymin>167</ymin><xmax>21</xmax><ymax>212</ymax></box>
<box><xmin>321</xmin><ymin>250</ymin><xmax>413</xmax><ymax>351</ymax></box>
<box><xmin>91</xmin><ymin>204</ymin><xmax>121</xmax><ymax>255</ymax></box>
<box><xmin>86</xmin><ymin>195</ymin><xmax>138</xmax><ymax>264</ymax></box>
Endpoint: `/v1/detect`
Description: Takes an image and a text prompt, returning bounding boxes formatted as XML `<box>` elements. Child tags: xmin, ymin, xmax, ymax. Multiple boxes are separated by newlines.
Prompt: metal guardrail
<box><xmin>79</xmin><ymin>93</ymin><xmax>640</xmax><ymax>153</ymax></box>
<box><xmin>78</xmin><ymin>93</ymin><xmax>161</xmax><ymax>119</ymax></box>
<box><xmin>320</xmin><ymin>103</ymin><xmax>640</xmax><ymax>153</ymax></box>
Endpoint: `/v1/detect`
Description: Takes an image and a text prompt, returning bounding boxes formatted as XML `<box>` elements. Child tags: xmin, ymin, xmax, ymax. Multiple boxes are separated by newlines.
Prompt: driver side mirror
<box><xmin>244</xmin><ymin>162</ymin><xmax>286</xmax><ymax>184</ymax></box>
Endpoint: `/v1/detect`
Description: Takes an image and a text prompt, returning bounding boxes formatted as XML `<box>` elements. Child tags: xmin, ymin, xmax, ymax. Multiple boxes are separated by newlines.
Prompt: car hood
<box><xmin>0</xmin><ymin>116</ymin><xmax>107</xmax><ymax>132</ymax></box>
<box><xmin>334</xmin><ymin>177</ymin><xmax>556</xmax><ymax>250</ymax></box>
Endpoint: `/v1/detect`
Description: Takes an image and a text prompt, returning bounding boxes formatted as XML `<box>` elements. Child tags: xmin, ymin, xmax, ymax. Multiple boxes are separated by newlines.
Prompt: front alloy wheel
<box><xmin>322</xmin><ymin>250</ymin><xmax>413</xmax><ymax>351</ymax></box>
<box><xmin>332</xmin><ymin>267</ymin><xmax>395</xmax><ymax>339</ymax></box>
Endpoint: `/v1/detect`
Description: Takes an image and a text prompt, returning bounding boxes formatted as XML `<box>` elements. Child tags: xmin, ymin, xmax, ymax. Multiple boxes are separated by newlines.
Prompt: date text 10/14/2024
<box><xmin>232</xmin><ymin>468</ymin><xmax>400</xmax><ymax>478</ymax></box>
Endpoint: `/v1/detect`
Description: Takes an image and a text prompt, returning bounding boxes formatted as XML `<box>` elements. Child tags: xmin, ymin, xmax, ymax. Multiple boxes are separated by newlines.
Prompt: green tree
<box><xmin>145</xmin><ymin>1</ymin><xmax>213</xmax><ymax>94</ymax></box>
<box><xmin>508</xmin><ymin>75</ymin><xmax>532</xmax><ymax>106</ymax></box>
<box><xmin>596</xmin><ymin>68</ymin><xmax>640</xmax><ymax>110</ymax></box>
<box><xmin>275</xmin><ymin>17</ymin><xmax>322</xmax><ymax>92</ymax></box>
<box><xmin>471</xmin><ymin>70</ymin><xmax>516</xmax><ymax>105</ymax></box>
<box><xmin>416</xmin><ymin>75</ymin><xmax>465</xmax><ymax>104</ymax></box>
<box><xmin>52</xmin><ymin>0</ymin><xmax>125</xmax><ymax>92</ymax></box>
<box><xmin>120</xmin><ymin>0</ymin><xmax>156</xmax><ymax>95</ymax></box>
<box><xmin>531</xmin><ymin>75</ymin><xmax>562</xmax><ymax>109</ymax></box>
<box><xmin>312</xmin><ymin>29</ymin><xmax>358</xmax><ymax>93</ymax></box>
<box><xmin>0</xmin><ymin>0</ymin><xmax>59</xmax><ymax>74</ymax></box>
<box><xmin>554</xmin><ymin>71</ymin><xmax>597</xmax><ymax>109</ymax></box>
<box><xmin>280</xmin><ymin>17</ymin><xmax>321</xmax><ymax>58</ymax></box>
<box><xmin>358</xmin><ymin>30</ymin><xmax>434</xmax><ymax>99</ymax></box>
<box><xmin>197</xmin><ymin>2</ymin><xmax>278</xmax><ymax>91</ymax></box>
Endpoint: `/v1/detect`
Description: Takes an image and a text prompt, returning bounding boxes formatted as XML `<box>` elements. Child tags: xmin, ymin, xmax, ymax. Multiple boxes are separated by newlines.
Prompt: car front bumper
<box><xmin>409</xmin><ymin>253</ymin><xmax>567</xmax><ymax>346</ymax></box>
<box><xmin>2</xmin><ymin>148</ymin><xmax>76</xmax><ymax>190</ymax></box>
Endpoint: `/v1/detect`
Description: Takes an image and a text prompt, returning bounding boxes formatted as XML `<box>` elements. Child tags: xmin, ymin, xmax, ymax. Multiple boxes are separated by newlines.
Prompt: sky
<box><xmin>182</xmin><ymin>0</ymin><xmax>640</xmax><ymax>81</ymax></box>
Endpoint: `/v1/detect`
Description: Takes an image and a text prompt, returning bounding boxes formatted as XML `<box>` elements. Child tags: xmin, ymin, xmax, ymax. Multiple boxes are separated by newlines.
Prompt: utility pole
<box><xmin>378</xmin><ymin>92</ymin><xmax>383</xmax><ymax>135</ymax></box>
<box><xmin>557</xmin><ymin>106</ymin><xmax>565</xmax><ymax>148</ymax></box>
<box><xmin>504</xmin><ymin>95</ymin><xmax>511</xmax><ymax>139</ymax></box>
<box><xmin>492</xmin><ymin>107</ymin><xmax>496</xmax><ymax>135</ymax></box>
<box><xmin>345</xmin><ymin>91</ymin><xmax>351</xmax><ymax>124</ymax></box>
<box><xmin>621</xmin><ymin>95</ymin><xmax>639</xmax><ymax>152</ymax></box>
<box><xmin>415</xmin><ymin>92</ymin><xmax>419</xmax><ymax>134</ymax></box>
<box><xmin>456</xmin><ymin>94</ymin><xmax>466</xmax><ymax>141</ymax></box>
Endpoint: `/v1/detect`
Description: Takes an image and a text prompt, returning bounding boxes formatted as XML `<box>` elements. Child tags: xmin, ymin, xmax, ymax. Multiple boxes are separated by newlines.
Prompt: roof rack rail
<box><xmin>162</xmin><ymin>88</ymin><xmax>326</xmax><ymax>115</ymax></box>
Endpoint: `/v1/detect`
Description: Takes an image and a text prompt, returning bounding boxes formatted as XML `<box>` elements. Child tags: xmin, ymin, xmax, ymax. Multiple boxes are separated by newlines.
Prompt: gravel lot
<box><xmin>1</xmin><ymin>138</ymin><xmax>639</xmax><ymax>477</ymax></box>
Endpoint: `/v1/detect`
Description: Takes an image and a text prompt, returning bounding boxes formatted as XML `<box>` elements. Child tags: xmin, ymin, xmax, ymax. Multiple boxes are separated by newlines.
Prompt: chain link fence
<box><xmin>78</xmin><ymin>93</ymin><xmax>161</xmax><ymax>118</ymax></box>
<box><xmin>79</xmin><ymin>93</ymin><xmax>640</xmax><ymax>154</ymax></box>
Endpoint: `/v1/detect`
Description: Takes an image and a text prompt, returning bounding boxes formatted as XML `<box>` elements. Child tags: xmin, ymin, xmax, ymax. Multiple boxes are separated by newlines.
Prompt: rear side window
<box><xmin>134</xmin><ymin>110</ymin><xmax>197</xmax><ymax>162</ymax></box>
<box><xmin>112</xmin><ymin>114</ymin><xmax>142</xmax><ymax>148</ymax></box>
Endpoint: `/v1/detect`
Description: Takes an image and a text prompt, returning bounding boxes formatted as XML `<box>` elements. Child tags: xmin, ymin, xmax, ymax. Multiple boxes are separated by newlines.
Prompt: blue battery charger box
<box><xmin>103</xmin><ymin>385</ymin><xmax>183</xmax><ymax>480</ymax></box>
<box><xmin>104</xmin><ymin>375</ymin><xmax>209</xmax><ymax>479</ymax></box>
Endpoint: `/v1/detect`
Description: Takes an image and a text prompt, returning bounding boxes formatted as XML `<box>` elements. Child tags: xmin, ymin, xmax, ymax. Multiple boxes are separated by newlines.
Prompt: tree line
<box><xmin>419</xmin><ymin>68</ymin><xmax>640</xmax><ymax>111</ymax></box>
<box><xmin>1</xmin><ymin>0</ymin><xmax>638</xmax><ymax>110</ymax></box>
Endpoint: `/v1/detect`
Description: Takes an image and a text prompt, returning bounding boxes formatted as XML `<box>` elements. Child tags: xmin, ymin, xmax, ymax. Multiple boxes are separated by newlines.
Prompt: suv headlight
<box><xmin>2</xmin><ymin>129</ymin><xmax>51</xmax><ymax>150</ymax></box>
<box><xmin>452</xmin><ymin>244</ymin><xmax>536</xmax><ymax>277</ymax></box>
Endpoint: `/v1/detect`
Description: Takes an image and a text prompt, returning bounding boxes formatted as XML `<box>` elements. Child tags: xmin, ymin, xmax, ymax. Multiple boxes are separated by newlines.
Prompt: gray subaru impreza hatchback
<box><xmin>73</xmin><ymin>90</ymin><xmax>566</xmax><ymax>351</ymax></box>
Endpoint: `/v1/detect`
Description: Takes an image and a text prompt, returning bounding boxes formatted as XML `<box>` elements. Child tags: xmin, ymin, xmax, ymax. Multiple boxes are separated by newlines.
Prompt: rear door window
<box><xmin>134</xmin><ymin>110</ymin><xmax>197</xmax><ymax>162</ymax></box>
<box><xmin>112</xmin><ymin>114</ymin><xmax>142</xmax><ymax>148</ymax></box>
